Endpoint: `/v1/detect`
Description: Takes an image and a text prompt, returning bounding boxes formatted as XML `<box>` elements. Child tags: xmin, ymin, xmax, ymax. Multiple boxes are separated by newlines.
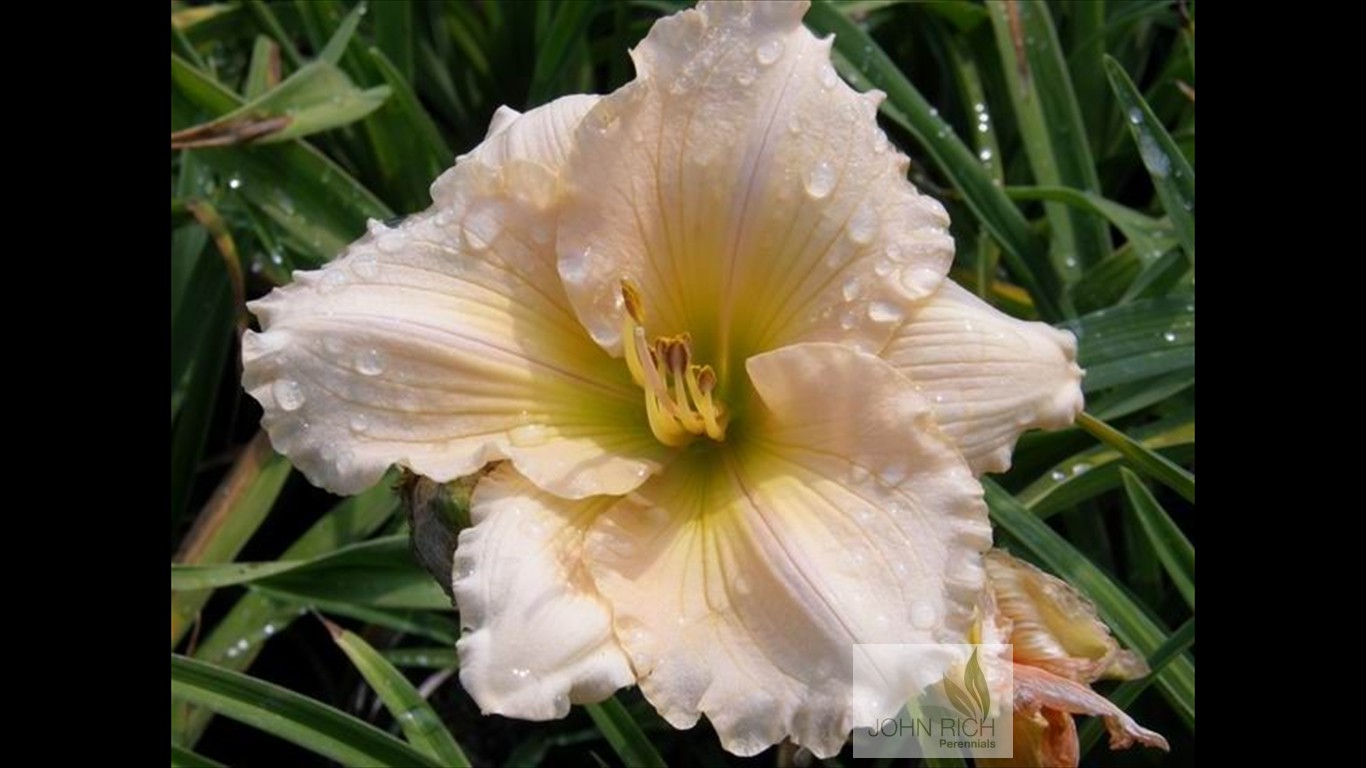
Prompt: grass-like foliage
<box><xmin>171</xmin><ymin>1</ymin><xmax>1194</xmax><ymax>765</ymax></box>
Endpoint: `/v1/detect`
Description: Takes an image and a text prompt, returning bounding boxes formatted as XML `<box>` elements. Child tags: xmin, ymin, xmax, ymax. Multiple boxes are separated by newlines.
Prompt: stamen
<box><xmin>619</xmin><ymin>279</ymin><xmax>728</xmax><ymax>445</ymax></box>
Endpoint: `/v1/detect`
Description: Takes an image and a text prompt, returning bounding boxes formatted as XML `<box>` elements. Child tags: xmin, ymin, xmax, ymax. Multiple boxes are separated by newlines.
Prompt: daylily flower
<box><xmin>242</xmin><ymin>0</ymin><xmax>1082</xmax><ymax>757</ymax></box>
<box><xmin>977</xmin><ymin>551</ymin><xmax>1169</xmax><ymax>766</ymax></box>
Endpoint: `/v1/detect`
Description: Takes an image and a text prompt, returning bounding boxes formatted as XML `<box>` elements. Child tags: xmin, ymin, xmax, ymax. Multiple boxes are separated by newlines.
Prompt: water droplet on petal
<box><xmin>349</xmin><ymin>414</ymin><xmax>370</xmax><ymax>434</ymax></box>
<box><xmin>839</xmin><ymin>307</ymin><xmax>860</xmax><ymax>331</ymax></box>
<box><xmin>350</xmin><ymin>252</ymin><xmax>379</xmax><ymax>279</ymax></box>
<box><xmin>910</xmin><ymin>601</ymin><xmax>937</xmax><ymax>629</ymax></box>
<box><xmin>462</xmin><ymin>208</ymin><xmax>502</xmax><ymax>251</ymax></box>
<box><xmin>868</xmin><ymin>301</ymin><xmax>903</xmax><ymax>323</ymax></box>
<box><xmin>804</xmin><ymin>161</ymin><xmax>837</xmax><ymax>199</ymax></box>
<box><xmin>735</xmin><ymin>66</ymin><xmax>757</xmax><ymax>86</ymax></box>
<box><xmin>819</xmin><ymin>63</ymin><xmax>839</xmax><ymax>89</ymax></box>
<box><xmin>273</xmin><ymin>380</ymin><xmax>305</xmax><ymax>411</ymax></box>
<box><xmin>561</xmin><ymin>245</ymin><xmax>591</xmax><ymax>283</ymax></box>
<box><xmin>756</xmin><ymin>38</ymin><xmax>784</xmax><ymax>66</ymax></box>
<box><xmin>509</xmin><ymin>423</ymin><xmax>549</xmax><ymax>447</ymax></box>
<box><xmin>842</xmin><ymin>276</ymin><xmax>863</xmax><ymax>301</ymax></box>
<box><xmin>847</xmin><ymin>202</ymin><xmax>879</xmax><ymax>245</ymax></box>
<box><xmin>511</xmin><ymin>667</ymin><xmax>532</xmax><ymax>679</ymax></box>
<box><xmin>319</xmin><ymin>270</ymin><xmax>348</xmax><ymax>294</ymax></box>
<box><xmin>356</xmin><ymin>349</ymin><xmax>386</xmax><ymax>376</ymax></box>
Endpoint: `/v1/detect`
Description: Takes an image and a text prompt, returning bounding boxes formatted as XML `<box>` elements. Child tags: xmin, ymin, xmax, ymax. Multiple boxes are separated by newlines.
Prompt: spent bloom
<box><xmin>243</xmin><ymin>0</ymin><xmax>1084</xmax><ymax>756</ymax></box>
<box><xmin>977</xmin><ymin>551</ymin><xmax>1169</xmax><ymax>766</ymax></box>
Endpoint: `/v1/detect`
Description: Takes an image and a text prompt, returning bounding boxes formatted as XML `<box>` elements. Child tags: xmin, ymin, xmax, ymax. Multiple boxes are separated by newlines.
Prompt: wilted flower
<box><xmin>978</xmin><ymin>551</ymin><xmax>1169</xmax><ymax>766</ymax></box>
<box><xmin>243</xmin><ymin>0</ymin><xmax>1082</xmax><ymax>756</ymax></box>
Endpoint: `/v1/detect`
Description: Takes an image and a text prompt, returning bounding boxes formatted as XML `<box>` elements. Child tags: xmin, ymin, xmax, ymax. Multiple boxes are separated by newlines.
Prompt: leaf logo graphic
<box><xmin>942</xmin><ymin>648</ymin><xmax>991</xmax><ymax>720</ymax></box>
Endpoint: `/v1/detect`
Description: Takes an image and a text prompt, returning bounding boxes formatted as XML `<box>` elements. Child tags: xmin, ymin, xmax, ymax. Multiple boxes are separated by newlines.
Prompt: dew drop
<box><xmin>462</xmin><ymin>208</ymin><xmax>502</xmax><ymax>251</ymax></box>
<box><xmin>511</xmin><ymin>667</ymin><xmax>532</xmax><ymax>679</ymax></box>
<box><xmin>376</xmin><ymin>231</ymin><xmax>405</xmax><ymax>253</ymax></box>
<box><xmin>979</xmin><ymin>148</ymin><xmax>993</xmax><ymax>162</ymax></box>
<box><xmin>735</xmin><ymin>66</ymin><xmax>757</xmax><ymax>86</ymax></box>
<box><xmin>868</xmin><ymin>301</ymin><xmax>903</xmax><ymax>323</ymax></box>
<box><xmin>804</xmin><ymin>160</ymin><xmax>837</xmax><ymax>199</ymax></box>
<box><xmin>318</xmin><ymin>270</ymin><xmax>348</xmax><ymax>294</ymax></box>
<box><xmin>847</xmin><ymin>202</ymin><xmax>879</xmax><ymax>245</ymax></box>
<box><xmin>1071</xmin><ymin>462</ymin><xmax>1092</xmax><ymax>476</ymax></box>
<box><xmin>350</xmin><ymin>252</ymin><xmax>379</xmax><ymax>279</ymax></box>
<box><xmin>1050</xmin><ymin>469</ymin><xmax>1067</xmax><ymax>482</ymax></box>
<box><xmin>874</xmin><ymin>258</ymin><xmax>894</xmax><ymax>278</ymax></box>
<box><xmin>756</xmin><ymin>38</ymin><xmax>784</xmax><ymax>66</ymax></box>
<box><xmin>842</xmin><ymin>276</ymin><xmax>863</xmax><ymax>301</ymax></box>
<box><xmin>839</xmin><ymin>307</ymin><xmax>860</xmax><ymax>331</ymax></box>
<box><xmin>1163</xmin><ymin>330</ymin><xmax>1178</xmax><ymax>342</ymax></box>
<box><xmin>1127</xmin><ymin>107</ymin><xmax>1143</xmax><ymax>125</ymax></box>
<box><xmin>1138</xmin><ymin>132</ymin><xmax>1170</xmax><ymax>178</ymax></box>
<box><xmin>356</xmin><ymin>348</ymin><xmax>386</xmax><ymax>376</ymax></box>
<box><xmin>509</xmin><ymin>423</ymin><xmax>550</xmax><ymax>447</ymax></box>
<box><xmin>349</xmin><ymin>414</ymin><xmax>370</xmax><ymax>434</ymax></box>
<box><xmin>819</xmin><ymin>63</ymin><xmax>839</xmax><ymax>90</ymax></box>
<box><xmin>273</xmin><ymin>379</ymin><xmax>305</xmax><ymax>412</ymax></box>
<box><xmin>227</xmin><ymin>176</ymin><xmax>242</xmax><ymax>190</ymax></box>
<box><xmin>561</xmin><ymin>246</ymin><xmax>591</xmax><ymax>282</ymax></box>
<box><xmin>910</xmin><ymin>601</ymin><xmax>937</xmax><ymax>629</ymax></box>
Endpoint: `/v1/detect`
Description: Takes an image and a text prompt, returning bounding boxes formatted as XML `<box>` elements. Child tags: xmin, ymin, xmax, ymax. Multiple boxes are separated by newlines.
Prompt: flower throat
<box><xmin>620</xmin><ymin>280</ymin><xmax>728</xmax><ymax>447</ymax></box>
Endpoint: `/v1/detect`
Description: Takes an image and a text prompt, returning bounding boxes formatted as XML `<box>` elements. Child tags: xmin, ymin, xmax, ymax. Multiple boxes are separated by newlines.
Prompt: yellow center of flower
<box><xmin>620</xmin><ymin>280</ymin><xmax>729</xmax><ymax>447</ymax></box>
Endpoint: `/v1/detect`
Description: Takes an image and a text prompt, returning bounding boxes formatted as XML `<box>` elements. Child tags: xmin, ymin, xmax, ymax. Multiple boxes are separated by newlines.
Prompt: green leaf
<box><xmin>382</xmin><ymin>647</ymin><xmax>460</xmax><ymax>670</ymax></box>
<box><xmin>987</xmin><ymin>1</ymin><xmax>1110</xmax><ymax>278</ymax></box>
<box><xmin>530</xmin><ymin>1</ymin><xmax>598</xmax><ymax>104</ymax></box>
<box><xmin>804</xmin><ymin>1</ymin><xmax>1061</xmax><ymax>321</ymax></box>
<box><xmin>1076</xmin><ymin>412</ymin><xmax>1195</xmax><ymax>504</ymax></box>
<box><xmin>1019</xmin><ymin>418</ymin><xmax>1194</xmax><ymax>516</ymax></box>
<box><xmin>1007</xmin><ymin>186</ymin><xmax>1178</xmax><ymax>266</ymax></box>
<box><xmin>172</xmin><ymin>435</ymin><xmax>291</xmax><ymax>648</ymax></box>
<box><xmin>373</xmin><ymin>0</ymin><xmax>414</xmax><ymax>83</ymax></box>
<box><xmin>1064</xmin><ymin>296</ymin><xmax>1195</xmax><ymax>392</ymax></box>
<box><xmin>170</xmin><ymin>743</ymin><xmax>225</xmax><ymax>768</ymax></box>
<box><xmin>584</xmin><ymin>697</ymin><xmax>668</xmax><ymax>768</ymax></box>
<box><xmin>170</xmin><ymin>53</ymin><xmax>391</xmax><ymax>265</ymax></box>
<box><xmin>1105</xmin><ymin>55</ymin><xmax>1195</xmax><ymax>262</ymax></box>
<box><xmin>243</xmin><ymin>35</ymin><xmax>281</xmax><ymax>99</ymax></box>
<box><xmin>171</xmin><ymin>655</ymin><xmax>443</xmax><ymax>767</ymax></box>
<box><xmin>1121</xmin><ymin>469</ymin><xmax>1195</xmax><ymax>609</ymax></box>
<box><xmin>172</xmin><ymin>560</ymin><xmax>306</xmax><ymax>590</ymax></box>
<box><xmin>325</xmin><ymin>620</ymin><xmax>471</xmax><ymax>767</ymax></box>
<box><xmin>319</xmin><ymin>1</ymin><xmax>365</xmax><ymax>65</ymax></box>
<box><xmin>985</xmin><ymin>480</ymin><xmax>1195</xmax><ymax>727</ymax></box>
<box><xmin>170</xmin><ymin>59</ymin><xmax>391</xmax><ymax>148</ymax></box>
<box><xmin>249</xmin><ymin>536</ymin><xmax>452</xmax><ymax>611</ymax></box>
<box><xmin>175</xmin><ymin>483</ymin><xmax>400</xmax><ymax>746</ymax></box>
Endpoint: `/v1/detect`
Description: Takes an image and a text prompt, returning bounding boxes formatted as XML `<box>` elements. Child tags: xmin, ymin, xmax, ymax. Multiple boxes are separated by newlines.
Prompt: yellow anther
<box><xmin>619</xmin><ymin>280</ymin><xmax>728</xmax><ymax>446</ymax></box>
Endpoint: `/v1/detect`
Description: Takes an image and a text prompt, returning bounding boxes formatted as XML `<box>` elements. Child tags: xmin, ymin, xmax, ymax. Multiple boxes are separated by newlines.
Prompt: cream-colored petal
<box><xmin>1014</xmin><ymin>664</ymin><xmax>1169</xmax><ymax>756</ymax></box>
<box><xmin>884</xmin><ymin>281</ymin><xmax>1084</xmax><ymax>475</ymax></box>
<box><xmin>453</xmin><ymin>465</ymin><xmax>634</xmax><ymax>719</ymax></box>
<box><xmin>558</xmin><ymin>0</ymin><xmax>953</xmax><ymax>372</ymax></box>
<box><xmin>584</xmin><ymin>344</ymin><xmax>990</xmax><ymax>757</ymax></box>
<box><xmin>985</xmin><ymin>550</ymin><xmax>1148</xmax><ymax>684</ymax></box>
<box><xmin>243</xmin><ymin>97</ymin><xmax>663</xmax><ymax>497</ymax></box>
